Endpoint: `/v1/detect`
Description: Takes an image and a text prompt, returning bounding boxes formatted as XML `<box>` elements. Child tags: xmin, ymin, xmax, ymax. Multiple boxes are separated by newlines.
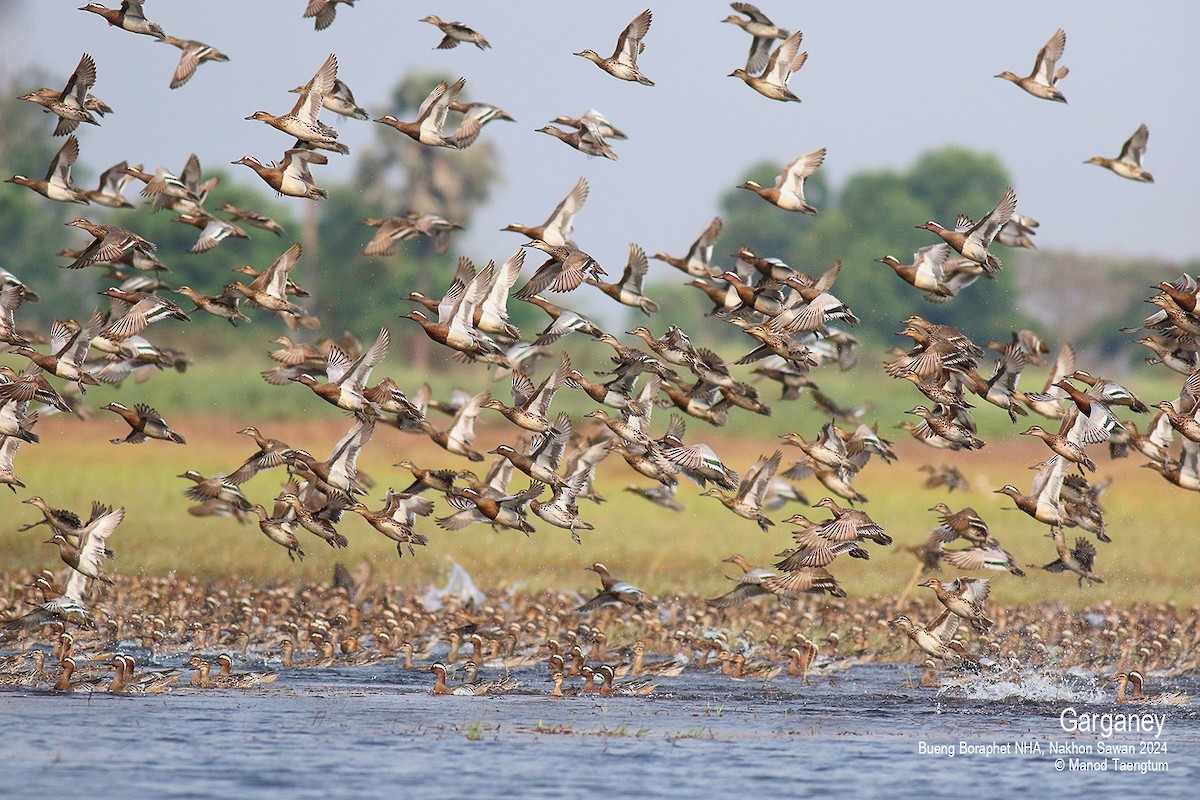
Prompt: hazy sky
<box><xmin>2</xmin><ymin>1</ymin><xmax>1196</xmax><ymax>271</ymax></box>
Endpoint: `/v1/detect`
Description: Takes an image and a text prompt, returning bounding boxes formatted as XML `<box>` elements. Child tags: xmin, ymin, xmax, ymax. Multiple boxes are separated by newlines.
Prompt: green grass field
<box><xmin>3</xmin><ymin>392</ymin><xmax>1196</xmax><ymax>608</ymax></box>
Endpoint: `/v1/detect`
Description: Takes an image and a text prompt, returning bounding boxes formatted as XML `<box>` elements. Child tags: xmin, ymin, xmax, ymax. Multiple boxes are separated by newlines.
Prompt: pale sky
<box><xmin>2</xmin><ymin>1</ymin><xmax>1196</xmax><ymax>269</ymax></box>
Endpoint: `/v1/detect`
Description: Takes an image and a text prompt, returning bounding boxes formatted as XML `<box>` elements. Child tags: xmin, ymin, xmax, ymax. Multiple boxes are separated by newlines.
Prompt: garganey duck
<box><xmin>220</xmin><ymin>203</ymin><xmax>286</xmax><ymax>236</ymax></box>
<box><xmin>226</xmin><ymin>243</ymin><xmax>312</xmax><ymax>326</ymax></box>
<box><xmin>6</xmin><ymin>135</ymin><xmax>88</xmax><ymax>204</ymax></box>
<box><xmin>586</xmin><ymin>243</ymin><xmax>659</xmax><ymax>314</ymax></box>
<box><xmin>437</xmin><ymin>485</ymin><xmax>539</xmax><ymax>534</ymax></box>
<box><xmin>917</xmin><ymin>187</ymin><xmax>1017</xmax><ymax>275</ymax></box>
<box><xmin>275</xmin><ymin>492</ymin><xmax>348</xmax><ymax>549</ymax></box>
<box><xmin>1112</xmin><ymin>671</ymin><xmax>1191</xmax><ymax>705</ymax></box>
<box><xmin>102</xmin><ymin>402</ymin><xmax>186</xmax><ymax>444</ymax></box>
<box><xmin>575</xmin><ymin>9</ymin><xmax>655</xmax><ymax>85</ymax></box>
<box><xmin>63</xmin><ymin>218</ymin><xmax>156</xmax><ymax>271</ymax></box>
<box><xmin>1086</xmin><ymin>124</ymin><xmax>1153</xmax><ymax>183</ymax></box>
<box><xmin>291</xmin><ymin>78</ymin><xmax>367</xmax><ymax>121</ymax></box>
<box><xmin>919</xmin><ymin>578</ymin><xmax>993</xmax><ymax>633</ymax></box>
<box><xmin>739</xmin><ymin>148</ymin><xmax>825</xmax><ymax>213</ymax></box>
<box><xmin>0</xmin><ymin>435</ymin><xmax>25</xmax><ymax>492</ymax></box>
<box><xmin>420</xmin><ymin>15</ymin><xmax>491</xmax><ymax>50</ymax></box>
<box><xmin>503</xmin><ymin>176</ymin><xmax>589</xmax><ymax>247</ymax></box>
<box><xmin>303</xmin><ymin>0</ymin><xmax>355</xmax><ymax>31</ymax></box>
<box><xmin>81</xmin><ymin>161</ymin><xmax>135</xmax><ymax>208</ymax></box>
<box><xmin>247</xmin><ymin>499</ymin><xmax>305</xmax><ymax>561</ymax></box>
<box><xmin>1035</xmin><ymin>526</ymin><xmax>1103</xmax><ymax>586</ymax></box>
<box><xmin>179</xmin><ymin>470</ymin><xmax>251</xmax><ymax>514</ymax></box>
<box><xmin>942</xmin><ymin>541</ymin><xmax>1026</xmax><ymax>576</ymax></box>
<box><xmin>995</xmin><ymin>455</ymin><xmax>1070</xmax><ymax>526</ymax></box>
<box><xmin>529</xmin><ymin>473</ymin><xmax>596</xmax><ymax>542</ymax></box>
<box><xmin>174</xmin><ymin>212</ymin><xmax>250</xmax><ymax>254</ymax></box>
<box><xmin>722</xmin><ymin>3</ymin><xmax>790</xmax><ymax>74</ymax></box>
<box><xmin>20</xmin><ymin>53</ymin><xmax>99</xmax><ymax>136</ymax></box>
<box><xmin>233</xmin><ymin>148</ymin><xmax>328</xmax><ymax>200</ymax></box>
<box><xmin>8</xmin><ymin>312</ymin><xmax>102</xmax><ymax>392</ymax></box>
<box><xmin>905</xmin><ymin>405</ymin><xmax>984</xmax><ymax>450</ymax></box>
<box><xmin>890</xmin><ymin>611</ymin><xmax>960</xmax><ymax>661</ymax></box>
<box><xmin>376</xmin><ymin>77</ymin><xmax>481</xmax><ymax>149</ymax></box>
<box><xmin>516</xmin><ymin>240</ymin><xmax>606</xmax><ymax>298</ymax></box>
<box><xmin>729</xmin><ymin>29</ymin><xmax>806</xmax><ymax>102</ymax></box>
<box><xmin>80</xmin><ymin>1</ymin><xmax>164</xmax><ymax>38</ymax></box>
<box><xmin>175</xmin><ymin>286</ymin><xmax>250</xmax><ymax>325</ymax></box>
<box><xmin>247</xmin><ymin>54</ymin><xmax>344</xmax><ymax>152</ymax></box>
<box><xmin>365</xmin><ymin>212</ymin><xmax>463</xmax><ymax>256</ymax></box>
<box><xmin>159</xmin><ymin>35</ymin><xmax>228</xmax><ymax>89</ymax></box>
<box><xmin>1020</xmin><ymin>425</ymin><xmax>1096</xmax><ymax>473</ymax></box>
<box><xmin>652</xmin><ymin>217</ymin><xmax>723</xmax><ymax>278</ymax></box>
<box><xmin>877</xmin><ymin>244</ymin><xmax>953</xmax><ymax>298</ymax></box>
<box><xmin>293</xmin><ymin>327</ymin><xmax>390</xmax><ymax>414</ymax></box>
<box><xmin>488</xmin><ymin>412</ymin><xmax>573</xmax><ymax>487</ymax></box>
<box><xmin>577</xmin><ymin>563</ymin><xmax>657</xmax><ymax>613</ymax></box>
<box><xmin>537</xmin><ymin>119</ymin><xmax>620</xmax><ymax>161</ymax></box>
<box><xmin>350</xmin><ymin>489</ymin><xmax>434</xmax><ymax>557</ymax></box>
<box><xmin>45</xmin><ymin>504</ymin><xmax>123</xmax><ymax>584</ymax></box>
<box><xmin>996</xmin><ymin>28</ymin><xmax>1068</xmax><ymax>103</ymax></box>
<box><xmin>598</xmin><ymin>664</ymin><xmax>656</xmax><ymax>696</ymax></box>
<box><xmin>484</xmin><ymin>353</ymin><xmax>571</xmax><ymax>432</ymax></box>
<box><xmin>700</xmin><ymin>450</ymin><xmax>781</xmax><ymax>531</ymax></box>
<box><xmin>706</xmin><ymin>554</ymin><xmax>779</xmax><ymax>609</ymax></box>
<box><xmin>420</xmin><ymin>389</ymin><xmax>489</xmax><ymax>462</ymax></box>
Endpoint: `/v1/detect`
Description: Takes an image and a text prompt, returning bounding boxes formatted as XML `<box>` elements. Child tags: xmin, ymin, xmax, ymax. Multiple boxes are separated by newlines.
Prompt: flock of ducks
<box><xmin>0</xmin><ymin>3</ymin><xmax>1194</xmax><ymax>704</ymax></box>
<box><xmin>0</xmin><ymin>568</ymin><xmax>1195</xmax><ymax>702</ymax></box>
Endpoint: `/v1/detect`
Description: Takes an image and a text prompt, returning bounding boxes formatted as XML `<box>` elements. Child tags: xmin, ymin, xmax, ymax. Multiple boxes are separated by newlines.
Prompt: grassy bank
<box><xmin>2</xmin><ymin>409</ymin><xmax>1195</xmax><ymax>607</ymax></box>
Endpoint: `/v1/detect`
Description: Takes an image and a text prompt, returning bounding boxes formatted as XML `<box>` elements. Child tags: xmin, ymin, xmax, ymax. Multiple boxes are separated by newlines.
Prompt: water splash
<box><xmin>420</xmin><ymin>559</ymin><xmax>486</xmax><ymax>611</ymax></box>
<box><xmin>940</xmin><ymin>666</ymin><xmax>1110</xmax><ymax>704</ymax></box>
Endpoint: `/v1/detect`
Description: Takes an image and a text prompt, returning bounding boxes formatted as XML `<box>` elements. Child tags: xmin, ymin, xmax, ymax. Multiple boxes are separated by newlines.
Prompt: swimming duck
<box><xmin>21</xmin><ymin>53</ymin><xmax>99</xmax><ymax>136</ymax></box>
<box><xmin>575</xmin><ymin>9</ymin><xmax>654</xmax><ymax>85</ymax></box>
<box><xmin>739</xmin><ymin>148</ymin><xmax>826</xmax><ymax>213</ymax></box>
<box><xmin>375</xmin><ymin>77</ymin><xmax>480</xmax><ymax>149</ymax></box>
<box><xmin>248</xmin><ymin>53</ymin><xmax>342</xmax><ymax>150</ymax></box>
<box><xmin>722</xmin><ymin>3</ymin><xmax>790</xmax><ymax>74</ymax></box>
<box><xmin>503</xmin><ymin>176</ymin><xmax>589</xmax><ymax>247</ymax></box>
<box><xmin>303</xmin><ymin>0</ymin><xmax>355</xmax><ymax>31</ymax></box>
<box><xmin>995</xmin><ymin>28</ymin><xmax>1068</xmax><ymax>103</ymax></box>
<box><xmin>1113</xmin><ymin>671</ymin><xmax>1192</xmax><ymax>705</ymax></box>
<box><xmin>1086</xmin><ymin>124</ymin><xmax>1153</xmax><ymax>182</ymax></box>
<box><xmin>917</xmin><ymin>187</ymin><xmax>1017</xmax><ymax>274</ymax></box>
<box><xmin>159</xmin><ymin>35</ymin><xmax>229</xmax><ymax>89</ymax></box>
<box><xmin>6</xmin><ymin>135</ymin><xmax>88</xmax><ymax>204</ymax></box>
<box><xmin>420</xmin><ymin>15</ymin><xmax>491</xmax><ymax>50</ymax></box>
<box><xmin>233</xmin><ymin>148</ymin><xmax>328</xmax><ymax>200</ymax></box>
<box><xmin>729</xmin><ymin>29</ymin><xmax>806</xmax><ymax>102</ymax></box>
<box><xmin>80</xmin><ymin>2</ymin><xmax>165</xmax><ymax>38</ymax></box>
